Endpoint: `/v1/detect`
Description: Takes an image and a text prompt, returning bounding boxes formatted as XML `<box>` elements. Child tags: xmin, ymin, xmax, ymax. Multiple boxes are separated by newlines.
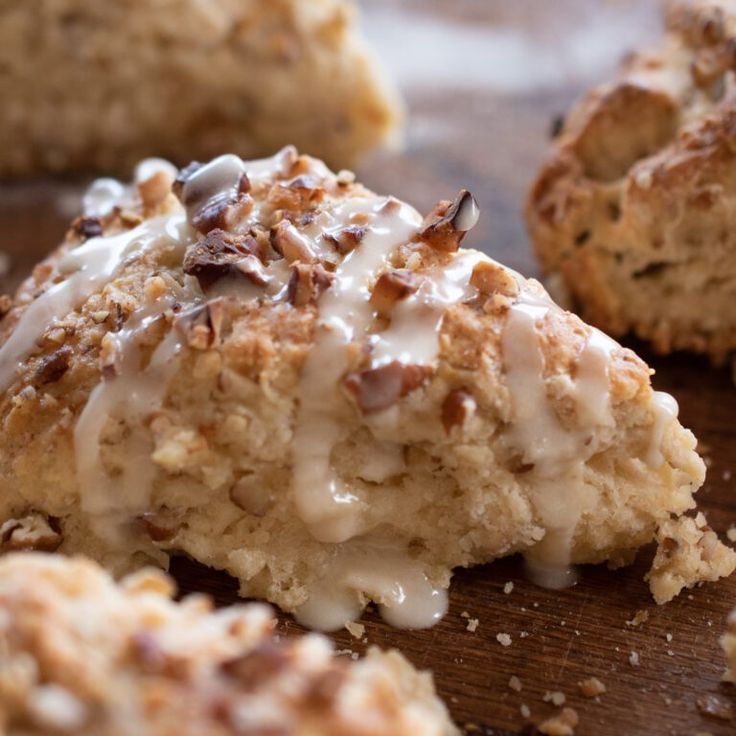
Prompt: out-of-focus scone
<box><xmin>0</xmin><ymin>148</ymin><xmax>732</xmax><ymax>631</ymax></box>
<box><xmin>0</xmin><ymin>553</ymin><xmax>455</xmax><ymax>736</ymax></box>
<box><xmin>0</xmin><ymin>0</ymin><xmax>401</xmax><ymax>176</ymax></box>
<box><xmin>527</xmin><ymin>0</ymin><xmax>736</xmax><ymax>364</ymax></box>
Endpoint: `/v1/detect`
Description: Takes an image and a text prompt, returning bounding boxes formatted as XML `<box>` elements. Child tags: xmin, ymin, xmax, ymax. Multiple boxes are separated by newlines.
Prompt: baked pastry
<box><xmin>0</xmin><ymin>148</ymin><xmax>732</xmax><ymax>631</ymax></box>
<box><xmin>0</xmin><ymin>0</ymin><xmax>400</xmax><ymax>176</ymax></box>
<box><xmin>527</xmin><ymin>0</ymin><xmax>736</xmax><ymax>363</ymax></box>
<box><xmin>0</xmin><ymin>553</ymin><xmax>455</xmax><ymax>736</ymax></box>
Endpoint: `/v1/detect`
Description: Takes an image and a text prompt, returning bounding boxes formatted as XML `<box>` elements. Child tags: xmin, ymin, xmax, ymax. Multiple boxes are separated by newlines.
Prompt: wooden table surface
<box><xmin>1</xmin><ymin>1</ymin><xmax>735</xmax><ymax>734</ymax></box>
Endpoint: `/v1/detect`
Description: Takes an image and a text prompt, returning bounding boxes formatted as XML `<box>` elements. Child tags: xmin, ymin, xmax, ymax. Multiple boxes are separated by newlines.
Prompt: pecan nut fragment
<box><xmin>441</xmin><ymin>388</ymin><xmax>476</xmax><ymax>433</ymax></box>
<box><xmin>419</xmin><ymin>190</ymin><xmax>480</xmax><ymax>252</ymax></box>
<box><xmin>469</xmin><ymin>260</ymin><xmax>519</xmax><ymax>298</ymax></box>
<box><xmin>183</xmin><ymin>229</ymin><xmax>268</xmax><ymax>291</ymax></box>
<box><xmin>287</xmin><ymin>263</ymin><xmax>334</xmax><ymax>307</ymax></box>
<box><xmin>323</xmin><ymin>225</ymin><xmax>366</xmax><ymax>255</ymax></box>
<box><xmin>271</xmin><ymin>220</ymin><xmax>317</xmax><ymax>264</ymax></box>
<box><xmin>0</xmin><ymin>513</ymin><xmax>62</xmax><ymax>552</ymax></box>
<box><xmin>344</xmin><ymin>360</ymin><xmax>432</xmax><ymax>414</ymax></box>
<box><xmin>137</xmin><ymin>510</ymin><xmax>182</xmax><ymax>542</ymax></box>
<box><xmin>369</xmin><ymin>269</ymin><xmax>420</xmax><ymax>317</ymax></box>
<box><xmin>175</xmin><ymin>299</ymin><xmax>227</xmax><ymax>350</ymax></box>
<box><xmin>220</xmin><ymin>643</ymin><xmax>290</xmax><ymax>691</ymax></box>
<box><xmin>71</xmin><ymin>216</ymin><xmax>103</xmax><ymax>241</ymax></box>
<box><xmin>34</xmin><ymin>345</ymin><xmax>73</xmax><ymax>384</ymax></box>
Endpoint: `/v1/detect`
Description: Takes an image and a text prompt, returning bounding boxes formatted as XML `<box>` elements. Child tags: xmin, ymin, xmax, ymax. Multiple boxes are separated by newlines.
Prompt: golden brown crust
<box><xmin>527</xmin><ymin>0</ymin><xmax>736</xmax><ymax>363</ymax></box>
<box><xmin>0</xmin><ymin>553</ymin><xmax>456</xmax><ymax>736</ymax></box>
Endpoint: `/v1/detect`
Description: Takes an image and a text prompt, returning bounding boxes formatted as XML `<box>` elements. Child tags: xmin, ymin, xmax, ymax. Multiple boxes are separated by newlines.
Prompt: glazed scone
<box><xmin>0</xmin><ymin>148</ymin><xmax>732</xmax><ymax>631</ymax></box>
<box><xmin>0</xmin><ymin>553</ymin><xmax>455</xmax><ymax>736</ymax></box>
<box><xmin>527</xmin><ymin>0</ymin><xmax>736</xmax><ymax>363</ymax></box>
<box><xmin>0</xmin><ymin>0</ymin><xmax>400</xmax><ymax>176</ymax></box>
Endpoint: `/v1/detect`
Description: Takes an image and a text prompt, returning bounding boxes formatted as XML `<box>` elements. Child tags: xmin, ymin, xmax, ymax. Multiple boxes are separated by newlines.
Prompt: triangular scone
<box><xmin>0</xmin><ymin>553</ymin><xmax>455</xmax><ymax>735</ymax></box>
<box><xmin>0</xmin><ymin>149</ymin><xmax>730</xmax><ymax>630</ymax></box>
<box><xmin>527</xmin><ymin>0</ymin><xmax>736</xmax><ymax>363</ymax></box>
<box><xmin>0</xmin><ymin>0</ymin><xmax>400</xmax><ymax>176</ymax></box>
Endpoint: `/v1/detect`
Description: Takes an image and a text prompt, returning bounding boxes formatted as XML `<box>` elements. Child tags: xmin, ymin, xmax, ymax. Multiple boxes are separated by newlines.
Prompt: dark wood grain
<box><xmin>1</xmin><ymin>2</ymin><xmax>734</xmax><ymax>734</ymax></box>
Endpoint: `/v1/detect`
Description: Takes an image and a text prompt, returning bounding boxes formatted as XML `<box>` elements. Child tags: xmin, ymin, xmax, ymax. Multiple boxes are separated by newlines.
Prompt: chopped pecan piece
<box><xmin>220</xmin><ymin>644</ymin><xmax>290</xmax><ymax>691</ymax></box>
<box><xmin>419</xmin><ymin>190</ymin><xmax>480</xmax><ymax>252</ymax></box>
<box><xmin>138</xmin><ymin>170</ymin><xmax>173</xmax><ymax>213</ymax></box>
<box><xmin>71</xmin><ymin>216</ymin><xmax>103</xmax><ymax>241</ymax></box>
<box><xmin>287</xmin><ymin>263</ymin><xmax>334</xmax><ymax>306</ymax></box>
<box><xmin>344</xmin><ymin>361</ymin><xmax>432</xmax><ymax>414</ymax></box>
<box><xmin>369</xmin><ymin>270</ymin><xmax>420</xmax><ymax>317</ymax></box>
<box><xmin>268</xmin><ymin>175</ymin><xmax>325</xmax><ymax>210</ymax></box>
<box><xmin>172</xmin><ymin>161</ymin><xmax>203</xmax><ymax>200</ymax></box>
<box><xmin>192</xmin><ymin>192</ymin><xmax>254</xmax><ymax>234</ymax></box>
<box><xmin>323</xmin><ymin>225</ymin><xmax>366</xmax><ymax>255</ymax></box>
<box><xmin>0</xmin><ymin>513</ymin><xmax>62</xmax><ymax>552</ymax></box>
<box><xmin>271</xmin><ymin>220</ymin><xmax>316</xmax><ymax>263</ymax></box>
<box><xmin>469</xmin><ymin>260</ymin><xmax>520</xmax><ymax>298</ymax></box>
<box><xmin>137</xmin><ymin>511</ymin><xmax>182</xmax><ymax>542</ymax></box>
<box><xmin>441</xmin><ymin>388</ymin><xmax>476</xmax><ymax>433</ymax></box>
<box><xmin>35</xmin><ymin>345</ymin><xmax>73</xmax><ymax>384</ymax></box>
<box><xmin>175</xmin><ymin>300</ymin><xmax>227</xmax><ymax>350</ymax></box>
<box><xmin>183</xmin><ymin>229</ymin><xmax>268</xmax><ymax>291</ymax></box>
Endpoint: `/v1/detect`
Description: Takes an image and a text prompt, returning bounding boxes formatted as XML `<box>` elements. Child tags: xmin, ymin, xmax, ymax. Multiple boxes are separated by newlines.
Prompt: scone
<box><xmin>0</xmin><ymin>0</ymin><xmax>400</xmax><ymax>176</ymax></box>
<box><xmin>527</xmin><ymin>0</ymin><xmax>736</xmax><ymax>363</ymax></box>
<box><xmin>0</xmin><ymin>148</ymin><xmax>732</xmax><ymax>631</ymax></box>
<box><xmin>0</xmin><ymin>553</ymin><xmax>455</xmax><ymax>736</ymax></box>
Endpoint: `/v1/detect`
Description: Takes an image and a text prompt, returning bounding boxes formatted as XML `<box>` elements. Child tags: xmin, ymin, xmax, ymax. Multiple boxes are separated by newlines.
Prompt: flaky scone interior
<box><xmin>0</xmin><ymin>148</ymin><xmax>732</xmax><ymax>630</ymax></box>
<box><xmin>0</xmin><ymin>553</ymin><xmax>455</xmax><ymax>736</ymax></box>
<box><xmin>527</xmin><ymin>0</ymin><xmax>736</xmax><ymax>363</ymax></box>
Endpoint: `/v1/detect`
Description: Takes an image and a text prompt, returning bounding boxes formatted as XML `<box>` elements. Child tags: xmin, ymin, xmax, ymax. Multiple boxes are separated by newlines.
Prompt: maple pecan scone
<box><xmin>527</xmin><ymin>0</ymin><xmax>736</xmax><ymax>363</ymax></box>
<box><xmin>0</xmin><ymin>148</ymin><xmax>732</xmax><ymax>631</ymax></box>
<box><xmin>0</xmin><ymin>0</ymin><xmax>400</xmax><ymax>176</ymax></box>
<box><xmin>0</xmin><ymin>553</ymin><xmax>455</xmax><ymax>736</ymax></box>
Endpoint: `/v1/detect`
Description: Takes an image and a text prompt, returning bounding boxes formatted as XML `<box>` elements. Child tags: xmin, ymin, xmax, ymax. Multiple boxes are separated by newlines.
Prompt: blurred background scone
<box><xmin>0</xmin><ymin>0</ymin><xmax>401</xmax><ymax>176</ymax></box>
<box><xmin>527</xmin><ymin>0</ymin><xmax>736</xmax><ymax>364</ymax></box>
<box><xmin>0</xmin><ymin>553</ymin><xmax>455</xmax><ymax>736</ymax></box>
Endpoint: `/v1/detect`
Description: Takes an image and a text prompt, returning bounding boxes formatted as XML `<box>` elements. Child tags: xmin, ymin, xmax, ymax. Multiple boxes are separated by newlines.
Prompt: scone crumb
<box><xmin>538</xmin><ymin>707</ymin><xmax>579</xmax><ymax>736</ymax></box>
<box><xmin>520</xmin><ymin>704</ymin><xmax>531</xmax><ymax>719</ymax></box>
<box><xmin>543</xmin><ymin>691</ymin><xmax>566</xmax><ymax>706</ymax></box>
<box><xmin>496</xmin><ymin>633</ymin><xmax>512</xmax><ymax>647</ymax></box>
<box><xmin>466</xmin><ymin>618</ymin><xmax>479</xmax><ymax>633</ymax></box>
<box><xmin>577</xmin><ymin>677</ymin><xmax>606</xmax><ymax>698</ymax></box>
<box><xmin>696</xmin><ymin>694</ymin><xmax>733</xmax><ymax>721</ymax></box>
<box><xmin>504</xmin><ymin>581</ymin><xmax>514</xmax><ymax>594</ymax></box>
<box><xmin>344</xmin><ymin>621</ymin><xmax>365</xmax><ymax>639</ymax></box>
<box><xmin>625</xmin><ymin>609</ymin><xmax>649</xmax><ymax>627</ymax></box>
<box><xmin>509</xmin><ymin>675</ymin><xmax>522</xmax><ymax>692</ymax></box>
<box><xmin>727</xmin><ymin>526</ymin><xmax>736</xmax><ymax>543</ymax></box>
<box><xmin>629</xmin><ymin>651</ymin><xmax>640</xmax><ymax>667</ymax></box>
<box><xmin>665</xmin><ymin>633</ymin><xmax>673</xmax><ymax>643</ymax></box>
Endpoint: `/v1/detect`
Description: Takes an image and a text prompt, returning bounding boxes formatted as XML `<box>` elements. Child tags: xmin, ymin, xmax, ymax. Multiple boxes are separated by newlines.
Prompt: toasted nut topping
<box><xmin>441</xmin><ymin>388</ymin><xmax>476</xmax><ymax>433</ymax></box>
<box><xmin>138</xmin><ymin>170</ymin><xmax>173</xmax><ymax>213</ymax></box>
<box><xmin>0</xmin><ymin>513</ymin><xmax>62</xmax><ymax>552</ymax></box>
<box><xmin>344</xmin><ymin>360</ymin><xmax>432</xmax><ymax>414</ymax></box>
<box><xmin>71</xmin><ymin>216</ymin><xmax>103</xmax><ymax>241</ymax></box>
<box><xmin>172</xmin><ymin>161</ymin><xmax>203</xmax><ymax>200</ymax></box>
<box><xmin>175</xmin><ymin>300</ymin><xmax>226</xmax><ymax>350</ymax></box>
<box><xmin>183</xmin><ymin>229</ymin><xmax>268</xmax><ymax>291</ymax></box>
<box><xmin>287</xmin><ymin>263</ymin><xmax>334</xmax><ymax>307</ymax></box>
<box><xmin>323</xmin><ymin>225</ymin><xmax>366</xmax><ymax>254</ymax></box>
<box><xmin>271</xmin><ymin>220</ymin><xmax>317</xmax><ymax>263</ymax></box>
<box><xmin>470</xmin><ymin>260</ymin><xmax>520</xmax><ymax>298</ymax></box>
<box><xmin>419</xmin><ymin>190</ymin><xmax>479</xmax><ymax>252</ymax></box>
<box><xmin>220</xmin><ymin>644</ymin><xmax>290</xmax><ymax>691</ymax></box>
<box><xmin>35</xmin><ymin>345</ymin><xmax>73</xmax><ymax>384</ymax></box>
<box><xmin>369</xmin><ymin>270</ymin><xmax>420</xmax><ymax>317</ymax></box>
<box><xmin>268</xmin><ymin>176</ymin><xmax>325</xmax><ymax>210</ymax></box>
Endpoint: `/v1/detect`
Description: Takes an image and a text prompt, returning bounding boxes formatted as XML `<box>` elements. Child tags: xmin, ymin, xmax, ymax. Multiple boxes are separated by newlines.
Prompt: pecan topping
<box><xmin>323</xmin><ymin>225</ymin><xmax>366</xmax><ymax>255</ymax></box>
<box><xmin>344</xmin><ymin>361</ymin><xmax>432</xmax><ymax>414</ymax></box>
<box><xmin>220</xmin><ymin>644</ymin><xmax>290</xmax><ymax>691</ymax></box>
<box><xmin>71</xmin><ymin>216</ymin><xmax>103</xmax><ymax>241</ymax></box>
<box><xmin>271</xmin><ymin>220</ymin><xmax>316</xmax><ymax>263</ymax></box>
<box><xmin>287</xmin><ymin>263</ymin><xmax>334</xmax><ymax>306</ymax></box>
<box><xmin>469</xmin><ymin>260</ymin><xmax>519</xmax><ymax>298</ymax></box>
<box><xmin>419</xmin><ymin>190</ymin><xmax>480</xmax><ymax>252</ymax></box>
<box><xmin>175</xmin><ymin>300</ymin><xmax>226</xmax><ymax>350</ymax></box>
<box><xmin>172</xmin><ymin>161</ymin><xmax>203</xmax><ymax>200</ymax></box>
<box><xmin>268</xmin><ymin>175</ymin><xmax>325</xmax><ymax>210</ymax></box>
<box><xmin>137</xmin><ymin>511</ymin><xmax>182</xmax><ymax>542</ymax></box>
<box><xmin>441</xmin><ymin>388</ymin><xmax>476</xmax><ymax>433</ymax></box>
<box><xmin>0</xmin><ymin>513</ymin><xmax>62</xmax><ymax>552</ymax></box>
<box><xmin>138</xmin><ymin>170</ymin><xmax>173</xmax><ymax>213</ymax></box>
<box><xmin>192</xmin><ymin>192</ymin><xmax>254</xmax><ymax>235</ymax></box>
<box><xmin>370</xmin><ymin>270</ymin><xmax>420</xmax><ymax>317</ymax></box>
<box><xmin>184</xmin><ymin>229</ymin><xmax>268</xmax><ymax>291</ymax></box>
<box><xmin>35</xmin><ymin>345</ymin><xmax>73</xmax><ymax>384</ymax></box>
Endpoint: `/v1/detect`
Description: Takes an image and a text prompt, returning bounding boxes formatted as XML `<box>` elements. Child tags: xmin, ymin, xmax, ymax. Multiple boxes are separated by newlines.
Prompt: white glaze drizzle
<box><xmin>295</xmin><ymin>541</ymin><xmax>448</xmax><ymax>632</ymax></box>
<box><xmin>0</xmin><ymin>213</ymin><xmax>188</xmax><ymax>393</ymax></box>
<box><xmin>75</xmin><ymin>299</ymin><xmax>183</xmax><ymax>531</ymax></box>
<box><xmin>647</xmin><ymin>391</ymin><xmax>679</xmax><ymax>467</ymax></box>
<box><xmin>82</xmin><ymin>178</ymin><xmax>127</xmax><ymax>217</ymax></box>
<box><xmin>291</xmin><ymin>196</ymin><xmax>423</xmax><ymax>545</ymax></box>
